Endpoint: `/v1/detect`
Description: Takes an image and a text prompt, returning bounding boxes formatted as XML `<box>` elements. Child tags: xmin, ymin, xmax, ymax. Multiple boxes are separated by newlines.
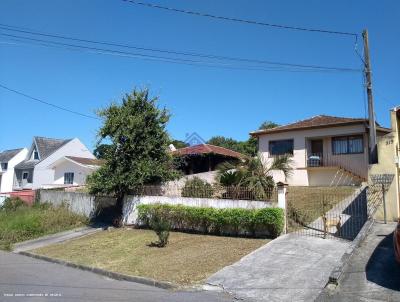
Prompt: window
<box><xmin>33</xmin><ymin>151</ymin><xmax>39</xmax><ymax>160</ymax></box>
<box><xmin>22</xmin><ymin>172</ymin><xmax>29</xmax><ymax>181</ymax></box>
<box><xmin>269</xmin><ymin>139</ymin><xmax>294</xmax><ymax>156</ymax></box>
<box><xmin>332</xmin><ymin>136</ymin><xmax>363</xmax><ymax>154</ymax></box>
<box><xmin>64</xmin><ymin>172</ymin><xmax>74</xmax><ymax>185</ymax></box>
<box><xmin>0</xmin><ymin>163</ymin><xmax>7</xmax><ymax>170</ymax></box>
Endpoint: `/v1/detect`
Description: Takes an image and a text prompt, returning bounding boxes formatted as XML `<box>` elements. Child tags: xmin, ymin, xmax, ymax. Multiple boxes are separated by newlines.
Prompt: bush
<box><xmin>148</xmin><ymin>206</ymin><xmax>171</xmax><ymax>247</ymax></box>
<box><xmin>1</xmin><ymin>197</ymin><xmax>26</xmax><ymax>211</ymax></box>
<box><xmin>181</xmin><ymin>177</ymin><xmax>214</xmax><ymax>198</ymax></box>
<box><xmin>137</xmin><ymin>204</ymin><xmax>284</xmax><ymax>238</ymax></box>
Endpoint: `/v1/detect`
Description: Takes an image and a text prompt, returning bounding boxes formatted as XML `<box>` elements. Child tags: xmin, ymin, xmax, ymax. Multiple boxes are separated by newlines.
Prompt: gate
<box><xmin>286</xmin><ymin>184</ymin><xmax>383</xmax><ymax>240</ymax></box>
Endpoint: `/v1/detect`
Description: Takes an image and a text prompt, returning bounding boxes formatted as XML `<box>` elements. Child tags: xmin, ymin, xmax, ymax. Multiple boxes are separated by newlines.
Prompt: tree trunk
<box><xmin>113</xmin><ymin>193</ymin><xmax>125</xmax><ymax>227</ymax></box>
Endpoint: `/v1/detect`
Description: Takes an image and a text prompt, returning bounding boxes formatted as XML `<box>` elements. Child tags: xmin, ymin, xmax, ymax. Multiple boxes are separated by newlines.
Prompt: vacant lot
<box><xmin>33</xmin><ymin>228</ymin><xmax>268</xmax><ymax>285</ymax></box>
<box><xmin>0</xmin><ymin>203</ymin><xmax>88</xmax><ymax>250</ymax></box>
<box><xmin>286</xmin><ymin>186</ymin><xmax>357</xmax><ymax>231</ymax></box>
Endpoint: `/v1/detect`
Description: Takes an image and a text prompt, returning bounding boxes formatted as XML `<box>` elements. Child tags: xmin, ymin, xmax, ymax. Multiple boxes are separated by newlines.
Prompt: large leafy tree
<box><xmin>259</xmin><ymin>121</ymin><xmax>279</xmax><ymax>130</ymax></box>
<box><xmin>88</xmin><ymin>89</ymin><xmax>178</xmax><ymax>220</ymax></box>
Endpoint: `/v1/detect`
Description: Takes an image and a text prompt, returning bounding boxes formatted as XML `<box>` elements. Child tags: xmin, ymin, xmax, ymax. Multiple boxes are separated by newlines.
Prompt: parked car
<box><xmin>395</xmin><ymin>220</ymin><xmax>400</xmax><ymax>264</ymax></box>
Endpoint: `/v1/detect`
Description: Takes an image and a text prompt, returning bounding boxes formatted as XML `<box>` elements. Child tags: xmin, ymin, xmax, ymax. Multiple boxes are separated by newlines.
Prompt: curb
<box><xmin>19</xmin><ymin>251</ymin><xmax>177</xmax><ymax>290</ymax></box>
<box><xmin>327</xmin><ymin>219</ymin><xmax>375</xmax><ymax>285</ymax></box>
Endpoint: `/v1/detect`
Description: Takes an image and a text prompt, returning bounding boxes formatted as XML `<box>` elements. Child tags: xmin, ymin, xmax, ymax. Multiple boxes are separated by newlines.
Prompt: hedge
<box><xmin>137</xmin><ymin>204</ymin><xmax>284</xmax><ymax>238</ymax></box>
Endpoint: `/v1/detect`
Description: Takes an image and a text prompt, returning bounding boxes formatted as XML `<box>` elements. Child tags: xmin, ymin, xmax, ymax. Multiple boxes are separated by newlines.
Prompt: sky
<box><xmin>0</xmin><ymin>0</ymin><xmax>399</xmax><ymax>151</ymax></box>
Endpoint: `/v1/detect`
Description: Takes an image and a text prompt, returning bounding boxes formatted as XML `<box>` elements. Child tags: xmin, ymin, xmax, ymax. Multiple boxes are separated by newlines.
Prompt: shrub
<box><xmin>181</xmin><ymin>177</ymin><xmax>214</xmax><ymax>198</ymax></box>
<box><xmin>1</xmin><ymin>197</ymin><xmax>26</xmax><ymax>211</ymax></box>
<box><xmin>146</xmin><ymin>204</ymin><xmax>171</xmax><ymax>247</ymax></box>
<box><xmin>137</xmin><ymin>204</ymin><xmax>284</xmax><ymax>238</ymax></box>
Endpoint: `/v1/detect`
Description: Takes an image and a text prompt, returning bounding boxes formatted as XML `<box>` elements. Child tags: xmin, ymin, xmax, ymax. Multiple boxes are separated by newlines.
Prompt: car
<box><xmin>394</xmin><ymin>220</ymin><xmax>400</xmax><ymax>264</ymax></box>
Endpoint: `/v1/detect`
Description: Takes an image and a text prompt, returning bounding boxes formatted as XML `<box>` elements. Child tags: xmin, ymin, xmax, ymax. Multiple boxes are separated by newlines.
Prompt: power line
<box><xmin>0</xmin><ymin>32</ymin><xmax>361</xmax><ymax>74</ymax></box>
<box><xmin>0</xmin><ymin>83</ymin><xmax>100</xmax><ymax>120</ymax></box>
<box><xmin>122</xmin><ymin>0</ymin><xmax>358</xmax><ymax>38</ymax></box>
<box><xmin>0</xmin><ymin>24</ymin><xmax>361</xmax><ymax>72</ymax></box>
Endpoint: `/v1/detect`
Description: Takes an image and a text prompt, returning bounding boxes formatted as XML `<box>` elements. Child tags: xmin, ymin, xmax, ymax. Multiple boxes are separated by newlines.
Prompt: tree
<box><xmin>259</xmin><ymin>121</ymin><xmax>279</xmax><ymax>130</ymax></box>
<box><xmin>170</xmin><ymin>139</ymin><xmax>188</xmax><ymax>149</ymax></box>
<box><xmin>218</xmin><ymin>154</ymin><xmax>293</xmax><ymax>200</ymax></box>
<box><xmin>207</xmin><ymin>136</ymin><xmax>257</xmax><ymax>156</ymax></box>
<box><xmin>93</xmin><ymin>144</ymin><xmax>112</xmax><ymax>159</ymax></box>
<box><xmin>87</xmin><ymin>89</ymin><xmax>178</xmax><ymax>223</ymax></box>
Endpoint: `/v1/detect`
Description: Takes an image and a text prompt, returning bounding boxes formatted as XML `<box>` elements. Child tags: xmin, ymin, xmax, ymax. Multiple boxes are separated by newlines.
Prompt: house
<box><xmin>369</xmin><ymin>107</ymin><xmax>400</xmax><ymax>222</ymax></box>
<box><xmin>250</xmin><ymin>115</ymin><xmax>391</xmax><ymax>186</ymax></box>
<box><xmin>46</xmin><ymin>156</ymin><xmax>103</xmax><ymax>188</ymax></box>
<box><xmin>0</xmin><ymin>148</ymin><xmax>28</xmax><ymax>193</ymax></box>
<box><xmin>171</xmin><ymin>143</ymin><xmax>244</xmax><ymax>183</ymax></box>
<box><xmin>13</xmin><ymin>136</ymin><xmax>96</xmax><ymax>190</ymax></box>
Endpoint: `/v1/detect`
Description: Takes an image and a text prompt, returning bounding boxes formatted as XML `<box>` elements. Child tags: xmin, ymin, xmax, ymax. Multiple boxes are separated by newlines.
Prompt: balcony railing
<box><xmin>306</xmin><ymin>152</ymin><xmax>367</xmax><ymax>179</ymax></box>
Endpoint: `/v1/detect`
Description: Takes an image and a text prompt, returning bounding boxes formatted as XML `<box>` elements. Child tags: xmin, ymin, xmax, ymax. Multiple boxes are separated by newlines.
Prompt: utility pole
<box><xmin>363</xmin><ymin>29</ymin><xmax>378</xmax><ymax>164</ymax></box>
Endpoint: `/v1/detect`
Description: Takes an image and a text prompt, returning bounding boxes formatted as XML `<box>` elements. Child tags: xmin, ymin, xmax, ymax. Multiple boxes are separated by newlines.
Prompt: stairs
<box><xmin>330</xmin><ymin>166</ymin><xmax>367</xmax><ymax>187</ymax></box>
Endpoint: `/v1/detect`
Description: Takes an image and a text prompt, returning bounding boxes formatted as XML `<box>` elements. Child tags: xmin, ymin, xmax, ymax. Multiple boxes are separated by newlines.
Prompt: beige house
<box><xmin>369</xmin><ymin>108</ymin><xmax>400</xmax><ymax>221</ymax></box>
<box><xmin>251</xmin><ymin>115</ymin><xmax>391</xmax><ymax>187</ymax></box>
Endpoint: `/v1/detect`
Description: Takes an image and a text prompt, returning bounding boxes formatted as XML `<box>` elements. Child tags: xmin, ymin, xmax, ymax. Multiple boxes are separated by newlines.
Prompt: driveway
<box><xmin>206</xmin><ymin>233</ymin><xmax>350</xmax><ymax>302</ymax></box>
<box><xmin>0</xmin><ymin>251</ymin><xmax>234</xmax><ymax>302</ymax></box>
<box><xmin>317</xmin><ymin>222</ymin><xmax>400</xmax><ymax>302</ymax></box>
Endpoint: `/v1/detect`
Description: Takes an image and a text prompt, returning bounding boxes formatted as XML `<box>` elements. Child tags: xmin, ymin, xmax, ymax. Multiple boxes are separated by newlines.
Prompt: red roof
<box><xmin>172</xmin><ymin>144</ymin><xmax>244</xmax><ymax>159</ymax></box>
<box><xmin>250</xmin><ymin>115</ymin><xmax>391</xmax><ymax>136</ymax></box>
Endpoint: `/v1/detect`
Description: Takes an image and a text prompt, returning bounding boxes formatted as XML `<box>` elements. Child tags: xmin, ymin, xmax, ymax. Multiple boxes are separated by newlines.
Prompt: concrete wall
<box><xmin>52</xmin><ymin>160</ymin><xmax>93</xmax><ymax>186</ymax></box>
<box><xmin>307</xmin><ymin>168</ymin><xmax>362</xmax><ymax>186</ymax></box>
<box><xmin>0</xmin><ymin>148</ymin><xmax>28</xmax><ymax>193</ymax></box>
<box><xmin>33</xmin><ymin>138</ymin><xmax>95</xmax><ymax>189</ymax></box>
<box><xmin>257</xmin><ymin>124</ymin><xmax>369</xmax><ymax>186</ymax></box>
<box><xmin>123</xmin><ymin>195</ymin><xmax>275</xmax><ymax>225</ymax></box>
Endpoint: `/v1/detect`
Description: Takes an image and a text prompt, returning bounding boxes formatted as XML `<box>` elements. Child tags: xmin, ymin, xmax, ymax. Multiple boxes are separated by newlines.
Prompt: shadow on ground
<box><xmin>366</xmin><ymin>231</ymin><xmax>400</xmax><ymax>291</ymax></box>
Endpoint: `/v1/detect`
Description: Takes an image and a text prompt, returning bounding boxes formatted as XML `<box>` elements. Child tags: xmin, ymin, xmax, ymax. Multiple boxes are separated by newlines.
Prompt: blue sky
<box><xmin>0</xmin><ymin>0</ymin><xmax>399</xmax><ymax>151</ymax></box>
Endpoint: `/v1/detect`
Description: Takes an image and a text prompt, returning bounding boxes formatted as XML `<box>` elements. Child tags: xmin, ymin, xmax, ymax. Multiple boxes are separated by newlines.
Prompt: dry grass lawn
<box><xmin>33</xmin><ymin>228</ymin><xmax>268</xmax><ymax>285</ymax></box>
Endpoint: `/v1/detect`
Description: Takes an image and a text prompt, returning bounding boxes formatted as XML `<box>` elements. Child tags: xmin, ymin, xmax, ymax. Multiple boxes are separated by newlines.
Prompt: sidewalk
<box><xmin>317</xmin><ymin>222</ymin><xmax>400</xmax><ymax>302</ymax></box>
<box><xmin>13</xmin><ymin>226</ymin><xmax>103</xmax><ymax>253</ymax></box>
<box><xmin>206</xmin><ymin>233</ymin><xmax>350</xmax><ymax>302</ymax></box>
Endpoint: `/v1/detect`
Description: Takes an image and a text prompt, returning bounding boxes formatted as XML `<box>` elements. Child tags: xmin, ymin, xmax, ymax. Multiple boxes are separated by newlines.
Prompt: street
<box><xmin>0</xmin><ymin>251</ymin><xmax>234</xmax><ymax>302</ymax></box>
<box><xmin>318</xmin><ymin>222</ymin><xmax>400</xmax><ymax>302</ymax></box>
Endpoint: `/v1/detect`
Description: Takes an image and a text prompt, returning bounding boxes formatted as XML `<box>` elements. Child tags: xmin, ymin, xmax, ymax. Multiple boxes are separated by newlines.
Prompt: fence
<box><xmin>286</xmin><ymin>184</ymin><xmax>384</xmax><ymax>240</ymax></box>
<box><xmin>131</xmin><ymin>183</ymin><xmax>278</xmax><ymax>203</ymax></box>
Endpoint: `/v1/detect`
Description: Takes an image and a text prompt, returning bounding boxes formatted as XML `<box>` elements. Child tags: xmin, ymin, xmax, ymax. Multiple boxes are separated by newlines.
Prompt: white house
<box><xmin>250</xmin><ymin>115</ymin><xmax>391</xmax><ymax>186</ymax></box>
<box><xmin>0</xmin><ymin>148</ymin><xmax>28</xmax><ymax>193</ymax></box>
<box><xmin>13</xmin><ymin>136</ymin><xmax>96</xmax><ymax>190</ymax></box>
<box><xmin>46</xmin><ymin>156</ymin><xmax>102</xmax><ymax>188</ymax></box>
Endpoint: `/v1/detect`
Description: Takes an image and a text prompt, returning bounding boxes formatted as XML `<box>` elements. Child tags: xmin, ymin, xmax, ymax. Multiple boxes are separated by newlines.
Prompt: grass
<box><xmin>33</xmin><ymin>228</ymin><xmax>268</xmax><ymax>285</ymax></box>
<box><xmin>286</xmin><ymin>186</ymin><xmax>358</xmax><ymax>231</ymax></box>
<box><xmin>0</xmin><ymin>203</ymin><xmax>88</xmax><ymax>251</ymax></box>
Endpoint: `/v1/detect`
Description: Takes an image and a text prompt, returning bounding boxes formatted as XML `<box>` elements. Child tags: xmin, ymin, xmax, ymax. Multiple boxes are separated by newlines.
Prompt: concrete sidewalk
<box><xmin>13</xmin><ymin>226</ymin><xmax>103</xmax><ymax>253</ymax></box>
<box><xmin>206</xmin><ymin>233</ymin><xmax>350</xmax><ymax>302</ymax></box>
<box><xmin>317</xmin><ymin>222</ymin><xmax>400</xmax><ymax>302</ymax></box>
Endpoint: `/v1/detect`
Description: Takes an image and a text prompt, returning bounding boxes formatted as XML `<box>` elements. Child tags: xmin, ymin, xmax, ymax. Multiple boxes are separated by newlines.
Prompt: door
<box><xmin>22</xmin><ymin>171</ymin><xmax>29</xmax><ymax>188</ymax></box>
<box><xmin>310</xmin><ymin>139</ymin><xmax>324</xmax><ymax>166</ymax></box>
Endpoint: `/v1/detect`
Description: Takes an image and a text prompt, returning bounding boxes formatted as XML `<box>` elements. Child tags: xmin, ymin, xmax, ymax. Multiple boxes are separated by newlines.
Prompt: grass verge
<box><xmin>32</xmin><ymin>228</ymin><xmax>268</xmax><ymax>285</ymax></box>
<box><xmin>0</xmin><ymin>203</ymin><xmax>88</xmax><ymax>250</ymax></box>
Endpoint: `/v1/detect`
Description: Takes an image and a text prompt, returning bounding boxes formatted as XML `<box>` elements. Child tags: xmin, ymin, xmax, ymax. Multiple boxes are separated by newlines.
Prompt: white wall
<box><xmin>123</xmin><ymin>195</ymin><xmax>275</xmax><ymax>225</ymax></box>
<box><xmin>257</xmin><ymin>124</ymin><xmax>368</xmax><ymax>186</ymax></box>
<box><xmin>0</xmin><ymin>148</ymin><xmax>28</xmax><ymax>193</ymax></box>
<box><xmin>33</xmin><ymin>138</ymin><xmax>95</xmax><ymax>189</ymax></box>
<box><xmin>53</xmin><ymin>160</ymin><xmax>93</xmax><ymax>186</ymax></box>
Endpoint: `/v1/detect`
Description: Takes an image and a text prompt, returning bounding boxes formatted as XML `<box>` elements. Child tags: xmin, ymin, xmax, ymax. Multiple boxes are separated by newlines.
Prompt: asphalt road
<box><xmin>0</xmin><ymin>251</ymin><xmax>234</xmax><ymax>302</ymax></box>
<box><xmin>317</xmin><ymin>222</ymin><xmax>400</xmax><ymax>302</ymax></box>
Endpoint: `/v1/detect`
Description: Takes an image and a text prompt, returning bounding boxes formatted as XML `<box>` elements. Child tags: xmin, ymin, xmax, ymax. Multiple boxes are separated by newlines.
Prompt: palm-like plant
<box><xmin>217</xmin><ymin>154</ymin><xmax>293</xmax><ymax>200</ymax></box>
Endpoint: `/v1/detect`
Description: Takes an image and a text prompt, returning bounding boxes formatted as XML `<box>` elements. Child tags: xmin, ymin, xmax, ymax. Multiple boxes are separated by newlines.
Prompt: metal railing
<box><xmin>130</xmin><ymin>183</ymin><xmax>278</xmax><ymax>202</ymax></box>
<box><xmin>306</xmin><ymin>152</ymin><xmax>367</xmax><ymax>180</ymax></box>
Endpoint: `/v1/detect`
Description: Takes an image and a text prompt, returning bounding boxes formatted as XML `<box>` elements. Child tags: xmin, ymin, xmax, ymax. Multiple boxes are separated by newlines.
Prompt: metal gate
<box><xmin>286</xmin><ymin>184</ymin><xmax>383</xmax><ymax>240</ymax></box>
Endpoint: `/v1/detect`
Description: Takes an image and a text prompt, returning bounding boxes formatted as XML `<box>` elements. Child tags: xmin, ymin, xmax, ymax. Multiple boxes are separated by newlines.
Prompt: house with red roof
<box><xmin>251</xmin><ymin>115</ymin><xmax>391</xmax><ymax>186</ymax></box>
<box><xmin>171</xmin><ymin>143</ymin><xmax>244</xmax><ymax>182</ymax></box>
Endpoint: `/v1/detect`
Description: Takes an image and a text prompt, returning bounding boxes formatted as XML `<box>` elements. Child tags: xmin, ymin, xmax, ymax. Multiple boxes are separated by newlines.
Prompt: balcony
<box><xmin>306</xmin><ymin>152</ymin><xmax>367</xmax><ymax>180</ymax></box>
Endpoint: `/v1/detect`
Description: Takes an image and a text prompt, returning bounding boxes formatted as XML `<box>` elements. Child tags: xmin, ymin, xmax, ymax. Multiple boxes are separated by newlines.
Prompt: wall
<box><xmin>307</xmin><ymin>168</ymin><xmax>362</xmax><ymax>186</ymax></box>
<box><xmin>53</xmin><ymin>160</ymin><xmax>93</xmax><ymax>186</ymax></box>
<box><xmin>123</xmin><ymin>195</ymin><xmax>274</xmax><ymax>225</ymax></box>
<box><xmin>258</xmin><ymin>124</ymin><xmax>368</xmax><ymax>186</ymax></box>
<box><xmin>368</xmin><ymin>109</ymin><xmax>400</xmax><ymax>221</ymax></box>
<box><xmin>33</xmin><ymin>138</ymin><xmax>95</xmax><ymax>189</ymax></box>
<box><xmin>0</xmin><ymin>148</ymin><xmax>28</xmax><ymax>193</ymax></box>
